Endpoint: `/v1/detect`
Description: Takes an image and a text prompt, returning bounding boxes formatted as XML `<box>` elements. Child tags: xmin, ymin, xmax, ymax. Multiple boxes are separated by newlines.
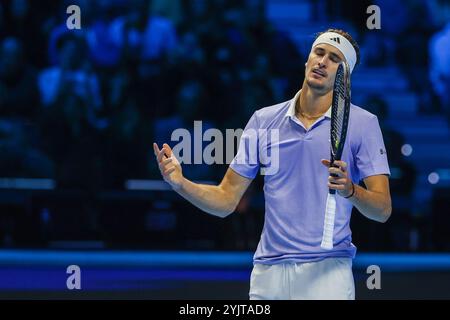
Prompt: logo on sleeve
<box><xmin>379</xmin><ymin>148</ymin><xmax>386</xmax><ymax>155</ymax></box>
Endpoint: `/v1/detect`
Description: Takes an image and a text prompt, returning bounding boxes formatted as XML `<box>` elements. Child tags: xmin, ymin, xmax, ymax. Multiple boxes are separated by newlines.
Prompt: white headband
<box><xmin>311</xmin><ymin>32</ymin><xmax>357</xmax><ymax>73</ymax></box>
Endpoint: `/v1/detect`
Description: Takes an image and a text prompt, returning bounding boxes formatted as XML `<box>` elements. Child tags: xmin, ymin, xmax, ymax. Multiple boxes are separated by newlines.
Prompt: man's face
<box><xmin>305</xmin><ymin>43</ymin><xmax>345</xmax><ymax>93</ymax></box>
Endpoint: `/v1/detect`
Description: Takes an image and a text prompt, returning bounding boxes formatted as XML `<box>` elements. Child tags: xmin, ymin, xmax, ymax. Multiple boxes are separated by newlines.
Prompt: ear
<box><xmin>305</xmin><ymin>62</ymin><xmax>307</xmax><ymax>67</ymax></box>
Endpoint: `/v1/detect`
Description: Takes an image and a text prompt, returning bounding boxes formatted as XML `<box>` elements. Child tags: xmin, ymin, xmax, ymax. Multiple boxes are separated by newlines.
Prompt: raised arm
<box><xmin>153</xmin><ymin>143</ymin><xmax>253</xmax><ymax>218</ymax></box>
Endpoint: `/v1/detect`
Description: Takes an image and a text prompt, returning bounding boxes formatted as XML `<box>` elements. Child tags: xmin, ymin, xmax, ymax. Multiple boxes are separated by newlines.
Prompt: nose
<box><xmin>318</xmin><ymin>56</ymin><xmax>328</xmax><ymax>68</ymax></box>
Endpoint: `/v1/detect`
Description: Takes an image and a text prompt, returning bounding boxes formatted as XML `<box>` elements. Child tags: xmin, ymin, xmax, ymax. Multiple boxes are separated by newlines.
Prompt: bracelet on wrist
<box><xmin>344</xmin><ymin>182</ymin><xmax>355</xmax><ymax>199</ymax></box>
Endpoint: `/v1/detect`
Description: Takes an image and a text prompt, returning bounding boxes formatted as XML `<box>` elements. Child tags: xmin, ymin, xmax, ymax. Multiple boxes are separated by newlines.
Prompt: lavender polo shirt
<box><xmin>230</xmin><ymin>91</ymin><xmax>390</xmax><ymax>264</ymax></box>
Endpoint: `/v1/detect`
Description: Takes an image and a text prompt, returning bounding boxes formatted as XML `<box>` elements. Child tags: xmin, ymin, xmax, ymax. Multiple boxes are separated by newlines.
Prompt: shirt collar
<box><xmin>285</xmin><ymin>90</ymin><xmax>332</xmax><ymax>119</ymax></box>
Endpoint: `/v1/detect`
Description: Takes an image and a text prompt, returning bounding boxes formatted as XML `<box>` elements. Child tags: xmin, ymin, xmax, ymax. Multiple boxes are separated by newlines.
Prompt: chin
<box><xmin>306</xmin><ymin>78</ymin><xmax>326</xmax><ymax>90</ymax></box>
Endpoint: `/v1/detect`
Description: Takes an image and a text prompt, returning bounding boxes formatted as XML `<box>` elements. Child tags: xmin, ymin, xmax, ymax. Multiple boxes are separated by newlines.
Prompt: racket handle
<box><xmin>329</xmin><ymin>161</ymin><xmax>339</xmax><ymax>195</ymax></box>
<box><xmin>321</xmin><ymin>192</ymin><xmax>336</xmax><ymax>250</ymax></box>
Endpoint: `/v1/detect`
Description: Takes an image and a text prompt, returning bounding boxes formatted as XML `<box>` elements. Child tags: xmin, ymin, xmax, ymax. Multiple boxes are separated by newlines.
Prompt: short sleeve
<box><xmin>355</xmin><ymin>115</ymin><xmax>391</xmax><ymax>180</ymax></box>
<box><xmin>229</xmin><ymin>112</ymin><xmax>260</xmax><ymax>179</ymax></box>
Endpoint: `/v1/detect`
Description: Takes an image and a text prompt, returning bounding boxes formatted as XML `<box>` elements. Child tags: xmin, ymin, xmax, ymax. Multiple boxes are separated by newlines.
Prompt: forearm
<box><xmin>348</xmin><ymin>183</ymin><xmax>392</xmax><ymax>223</ymax></box>
<box><xmin>174</xmin><ymin>178</ymin><xmax>236</xmax><ymax>218</ymax></box>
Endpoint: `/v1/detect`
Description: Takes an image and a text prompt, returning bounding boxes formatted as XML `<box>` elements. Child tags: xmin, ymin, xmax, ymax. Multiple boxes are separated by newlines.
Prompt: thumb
<box><xmin>321</xmin><ymin>159</ymin><xmax>331</xmax><ymax>167</ymax></box>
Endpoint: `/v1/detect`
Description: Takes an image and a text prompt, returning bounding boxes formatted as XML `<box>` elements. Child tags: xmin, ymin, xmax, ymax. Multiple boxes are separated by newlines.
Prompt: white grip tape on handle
<box><xmin>321</xmin><ymin>193</ymin><xmax>336</xmax><ymax>250</ymax></box>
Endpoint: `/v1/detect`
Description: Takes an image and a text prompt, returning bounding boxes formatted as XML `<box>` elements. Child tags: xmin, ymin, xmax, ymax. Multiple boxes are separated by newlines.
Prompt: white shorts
<box><xmin>249</xmin><ymin>257</ymin><xmax>355</xmax><ymax>300</ymax></box>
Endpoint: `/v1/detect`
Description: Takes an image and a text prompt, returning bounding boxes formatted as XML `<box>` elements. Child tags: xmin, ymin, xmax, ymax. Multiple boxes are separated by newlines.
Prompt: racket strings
<box><xmin>331</xmin><ymin>93</ymin><xmax>346</xmax><ymax>153</ymax></box>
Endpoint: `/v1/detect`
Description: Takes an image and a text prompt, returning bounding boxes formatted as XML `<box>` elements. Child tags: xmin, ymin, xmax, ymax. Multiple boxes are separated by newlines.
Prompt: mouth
<box><xmin>312</xmin><ymin>68</ymin><xmax>327</xmax><ymax>78</ymax></box>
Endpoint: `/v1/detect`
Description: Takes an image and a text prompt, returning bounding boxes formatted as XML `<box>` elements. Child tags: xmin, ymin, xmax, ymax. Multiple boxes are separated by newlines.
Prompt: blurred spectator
<box><xmin>3</xmin><ymin>0</ymin><xmax>51</xmax><ymax>67</ymax></box>
<box><xmin>238</xmin><ymin>54</ymin><xmax>275</xmax><ymax>123</ymax></box>
<box><xmin>110</xmin><ymin>2</ymin><xmax>147</xmax><ymax>61</ymax></box>
<box><xmin>427</xmin><ymin>0</ymin><xmax>450</xmax><ymax>28</ymax></box>
<box><xmin>363</xmin><ymin>95</ymin><xmax>417</xmax><ymax>251</ymax></box>
<box><xmin>100</xmin><ymin>68</ymin><xmax>149</xmax><ymax>187</ymax></box>
<box><xmin>38</xmin><ymin>34</ymin><xmax>103</xmax><ymax>125</ymax></box>
<box><xmin>393</xmin><ymin>1</ymin><xmax>436</xmax><ymax>115</ymax></box>
<box><xmin>374</xmin><ymin>0</ymin><xmax>411</xmax><ymax>36</ymax></box>
<box><xmin>150</xmin><ymin>0</ymin><xmax>182</xmax><ymax>27</ymax></box>
<box><xmin>85</xmin><ymin>0</ymin><xmax>124</xmax><ymax>68</ymax></box>
<box><xmin>360</xmin><ymin>32</ymin><xmax>390</xmax><ymax>66</ymax></box>
<box><xmin>140</xmin><ymin>2</ymin><xmax>178</xmax><ymax>62</ymax></box>
<box><xmin>241</xmin><ymin>0</ymin><xmax>304</xmax><ymax>100</ymax></box>
<box><xmin>152</xmin><ymin>79</ymin><xmax>216</xmax><ymax>181</ymax></box>
<box><xmin>48</xmin><ymin>0</ymin><xmax>137</xmax><ymax>69</ymax></box>
<box><xmin>85</xmin><ymin>0</ymin><xmax>179</xmax><ymax>75</ymax></box>
<box><xmin>8</xmin><ymin>0</ymin><xmax>31</xmax><ymax>34</ymax></box>
<box><xmin>0</xmin><ymin>37</ymin><xmax>53</xmax><ymax>179</ymax></box>
<box><xmin>363</xmin><ymin>96</ymin><xmax>416</xmax><ymax>194</ymax></box>
<box><xmin>38</xmin><ymin>34</ymin><xmax>105</xmax><ymax>188</ymax></box>
<box><xmin>324</xmin><ymin>0</ymin><xmax>372</xmax><ymax>31</ymax></box>
<box><xmin>180</xmin><ymin>0</ymin><xmax>216</xmax><ymax>37</ymax></box>
<box><xmin>429</xmin><ymin>21</ymin><xmax>450</xmax><ymax>120</ymax></box>
<box><xmin>102</xmin><ymin>97</ymin><xmax>147</xmax><ymax>187</ymax></box>
<box><xmin>0</xmin><ymin>119</ymin><xmax>54</xmax><ymax>178</ymax></box>
<box><xmin>47</xmin><ymin>0</ymin><xmax>93</xmax><ymax>66</ymax></box>
<box><xmin>38</xmin><ymin>91</ymin><xmax>102</xmax><ymax>189</ymax></box>
<box><xmin>265</xmin><ymin>29</ymin><xmax>304</xmax><ymax>100</ymax></box>
<box><xmin>0</xmin><ymin>37</ymin><xmax>39</xmax><ymax>119</ymax></box>
<box><xmin>357</xmin><ymin>0</ymin><xmax>417</xmax><ymax>67</ymax></box>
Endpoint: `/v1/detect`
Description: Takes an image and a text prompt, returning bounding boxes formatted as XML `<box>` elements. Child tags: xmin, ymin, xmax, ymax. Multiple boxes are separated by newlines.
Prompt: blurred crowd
<box><xmin>0</xmin><ymin>0</ymin><xmax>304</xmax><ymax>189</ymax></box>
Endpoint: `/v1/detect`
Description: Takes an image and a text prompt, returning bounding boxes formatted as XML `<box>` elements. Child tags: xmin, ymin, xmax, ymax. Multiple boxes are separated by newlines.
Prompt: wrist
<box><xmin>172</xmin><ymin>176</ymin><xmax>185</xmax><ymax>192</ymax></box>
<box><xmin>344</xmin><ymin>182</ymin><xmax>355</xmax><ymax>199</ymax></box>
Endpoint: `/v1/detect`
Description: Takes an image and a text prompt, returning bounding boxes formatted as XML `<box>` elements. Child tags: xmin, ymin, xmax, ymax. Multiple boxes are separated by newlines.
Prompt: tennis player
<box><xmin>153</xmin><ymin>29</ymin><xmax>391</xmax><ymax>300</ymax></box>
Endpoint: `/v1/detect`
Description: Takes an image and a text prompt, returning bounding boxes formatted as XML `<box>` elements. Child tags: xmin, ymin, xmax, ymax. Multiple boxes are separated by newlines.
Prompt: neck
<box><xmin>297</xmin><ymin>81</ymin><xmax>333</xmax><ymax>118</ymax></box>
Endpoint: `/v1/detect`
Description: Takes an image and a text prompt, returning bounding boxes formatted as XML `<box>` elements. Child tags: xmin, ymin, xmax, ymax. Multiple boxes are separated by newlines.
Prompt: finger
<box><xmin>329</xmin><ymin>167</ymin><xmax>346</xmax><ymax>177</ymax></box>
<box><xmin>163</xmin><ymin>143</ymin><xmax>173</xmax><ymax>157</ymax></box>
<box><xmin>333</xmin><ymin>160</ymin><xmax>347</xmax><ymax>171</ymax></box>
<box><xmin>159</xmin><ymin>162</ymin><xmax>167</xmax><ymax>172</ymax></box>
<box><xmin>321</xmin><ymin>159</ymin><xmax>331</xmax><ymax>167</ymax></box>
<box><xmin>159</xmin><ymin>158</ymin><xmax>173</xmax><ymax>172</ymax></box>
<box><xmin>328</xmin><ymin>176</ymin><xmax>347</xmax><ymax>184</ymax></box>
<box><xmin>161</xmin><ymin>157</ymin><xmax>173</xmax><ymax>166</ymax></box>
<box><xmin>330</xmin><ymin>162</ymin><xmax>340</xmax><ymax>169</ymax></box>
<box><xmin>163</xmin><ymin>167</ymin><xmax>176</xmax><ymax>176</ymax></box>
<box><xmin>157</xmin><ymin>149</ymin><xmax>167</xmax><ymax>162</ymax></box>
<box><xmin>328</xmin><ymin>183</ymin><xmax>346</xmax><ymax>190</ymax></box>
<box><xmin>153</xmin><ymin>143</ymin><xmax>160</xmax><ymax>156</ymax></box>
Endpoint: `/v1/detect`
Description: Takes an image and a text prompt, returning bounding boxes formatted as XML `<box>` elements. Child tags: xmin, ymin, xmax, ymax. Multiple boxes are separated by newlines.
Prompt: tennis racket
<box><xmin>320</xmin><ymin>61</ymin><xmax>351</xmax><ymax>250</ymax></box>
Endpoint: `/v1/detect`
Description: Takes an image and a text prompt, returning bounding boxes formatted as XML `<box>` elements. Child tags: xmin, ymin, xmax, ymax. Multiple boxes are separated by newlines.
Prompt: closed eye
<box><xmin>314</xmin><ymin>48</ymin><xmax>325</xmax><ymax>56</ymax></box>
<box><xmin>330</xmin><ymin>53</ymin><xmax>342</xmax><ymax>63</ymax></box>
<box><xmin>314</xmin><ymin>48</ymin><xmax>342</xmax><ymax>63</ymax></box>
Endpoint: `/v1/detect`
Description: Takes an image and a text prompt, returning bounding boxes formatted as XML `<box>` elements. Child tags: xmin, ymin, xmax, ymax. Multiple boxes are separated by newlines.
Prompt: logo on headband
<box><xmin>330</xmin><ymin>37</ymin><xmax>341</xmax><ymax>44</ymax></box>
